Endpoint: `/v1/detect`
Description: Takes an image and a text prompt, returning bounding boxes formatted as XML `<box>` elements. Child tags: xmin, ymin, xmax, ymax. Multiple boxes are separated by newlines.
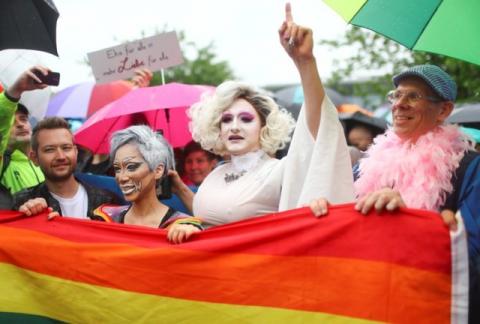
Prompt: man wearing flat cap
<box><xmin>351</xmin><ymin>64</ymin><xmax>479</xmax><ymax>322</ymax></box>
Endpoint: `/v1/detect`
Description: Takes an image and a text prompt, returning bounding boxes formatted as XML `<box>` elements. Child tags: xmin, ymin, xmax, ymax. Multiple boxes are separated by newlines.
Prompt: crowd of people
<box><xmin>0</xmin><ymin>3</ymin><xmax>479</xmax><ymax>322</ymax></box>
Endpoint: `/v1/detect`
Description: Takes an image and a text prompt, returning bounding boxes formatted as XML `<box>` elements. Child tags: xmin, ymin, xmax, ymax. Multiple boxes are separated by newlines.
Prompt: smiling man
<box><xmin>13</xmin><ymin>117</ymin><xmax>121</xmax><ymax>219</ymax></box>
<box><xmin>352</xmin><ymin>64</ymin><xmax>480</xmax><ymax>322</ymax></box>
<box><xmin>354</xmin><ymin>65</ymin><xmax>479</xmax><ymax>217</ymax></box>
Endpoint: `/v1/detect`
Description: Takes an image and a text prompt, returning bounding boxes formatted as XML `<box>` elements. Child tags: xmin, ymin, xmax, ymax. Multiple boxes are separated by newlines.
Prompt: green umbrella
<box><xmin>323</xmin><ymin>0</ymin><xmax>480</xmax><ymax>66</ymax></box>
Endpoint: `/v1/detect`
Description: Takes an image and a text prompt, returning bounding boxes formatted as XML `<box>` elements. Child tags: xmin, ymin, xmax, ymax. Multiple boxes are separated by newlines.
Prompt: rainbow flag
<box><xmin>0</xmin><ymin>204</ymin><xmax>469</xmax><ymax>323</ymax></box>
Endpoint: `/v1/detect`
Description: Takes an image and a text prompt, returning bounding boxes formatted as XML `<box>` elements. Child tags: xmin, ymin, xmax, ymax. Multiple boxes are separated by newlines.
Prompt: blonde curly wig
<box><xmin>189</xmin><ymin>81</ymin><xmax>296</xmax><ymax>156</ymax></box>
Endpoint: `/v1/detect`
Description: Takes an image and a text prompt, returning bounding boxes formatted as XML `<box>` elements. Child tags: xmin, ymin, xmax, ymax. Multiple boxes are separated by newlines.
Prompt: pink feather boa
<box><xmin>355</xmin><ymin>125</ymin><xmax>474</xmax><ymax>211</ymax></box>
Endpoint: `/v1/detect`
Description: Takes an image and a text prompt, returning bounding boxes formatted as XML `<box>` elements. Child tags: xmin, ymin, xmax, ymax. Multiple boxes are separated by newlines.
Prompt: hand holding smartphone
<box><xmin>33</xmin><ymin>70</ymin><xmax>60</xmax><ymax>86</ymax></box>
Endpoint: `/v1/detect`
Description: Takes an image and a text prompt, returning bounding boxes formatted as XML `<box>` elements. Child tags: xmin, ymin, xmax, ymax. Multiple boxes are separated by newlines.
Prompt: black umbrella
<box><xmin>340</xmin><ymin>111</ymin><xmax>388</xmax><ymax>138</ymax></box>
<box><xmin>447</xmin><ymin>103</ymin><xmax>480</xmax><ymax>129</ymax></box>
<box><xmin>0</xmin><ymin>0</ymin><xmax>59</xmax><ymax>56</ymax></box>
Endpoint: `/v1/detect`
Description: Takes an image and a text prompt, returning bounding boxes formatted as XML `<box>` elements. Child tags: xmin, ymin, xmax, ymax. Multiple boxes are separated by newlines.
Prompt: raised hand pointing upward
<box><xmin>278</xmin><ymin>2</ymin><xmax>314</xmax><ymax>64</ymax></box>
<box><xmin>278</xmin><ymin>2</ymin><xmax>323</xmax><ymax>137</ymax></box>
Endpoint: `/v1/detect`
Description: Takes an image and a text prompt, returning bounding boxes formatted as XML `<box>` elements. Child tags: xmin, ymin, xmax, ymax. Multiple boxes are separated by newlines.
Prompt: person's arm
<box><xmin>278</xmin><ymin>3</ymin><xmax>324</xmax><ymax>138</ymax></box>
<box><xmin>16</xmin><ymin>197</ymin><xmax>60</xmax><ymax>219</ymax></box>
<box><xmin>130</xmin><ymin>68</ymin><xmax>153</xmax><ymax>88</ymax></box>
<box><xmin>5</xmin><ymin>66</ymin><xmax>49</xmax><ymax>100</ymax></box>
<box><xmin>167</xmin><ymin>223</ymin><xmax>201</xmax><ymax>244</ymax></box>
<box><xmin>354</xmin><ymin>188</ymin><xmax>406</xmax><ymax>214</ymax></box>
<box><xmin>1</xmin><ymin>66</ymin><xmax>50</xmax><ymax>166</ymax></box>
<box><xmin>168</xmin><ymin>170</ymin><xmax>195</xmax><ymax>214</ymax></box>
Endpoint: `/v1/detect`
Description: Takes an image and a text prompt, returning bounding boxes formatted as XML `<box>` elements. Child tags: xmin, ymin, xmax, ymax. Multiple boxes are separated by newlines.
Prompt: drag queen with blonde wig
<box><xmin>189</xmin><ymin>81</ymin><xmax>296</xmax><ymax>157</ymax></box>
<box><xmin>174</xmin><ymin>4</ymin><xmax>354</xmax><ymax>227</ymax></box>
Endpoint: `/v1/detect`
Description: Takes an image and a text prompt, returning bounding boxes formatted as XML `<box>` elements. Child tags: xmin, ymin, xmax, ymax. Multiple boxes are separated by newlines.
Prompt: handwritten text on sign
<box><xmin>87</xmin><ymin>32</ymin><xmax>183</xmax><ymax>83</ymax></box>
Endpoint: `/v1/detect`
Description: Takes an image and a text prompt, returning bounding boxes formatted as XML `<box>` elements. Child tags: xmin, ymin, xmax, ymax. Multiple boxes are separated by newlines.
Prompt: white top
<box><xmin>193</xmin><ymin>96</ymin><xmax>355</xmax><ymax>227</ymax></box>
<box><xmin>50</xmin><ymin>184</ymin><xmax>88</xmax><ymax>219</ymax></box>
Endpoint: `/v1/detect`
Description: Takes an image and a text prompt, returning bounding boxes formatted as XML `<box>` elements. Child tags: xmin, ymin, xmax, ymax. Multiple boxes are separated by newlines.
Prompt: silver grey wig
<box><xmin>110</xmin><ymin>125</ymin><xmax>174</xmax><ymax>176</ymax></box>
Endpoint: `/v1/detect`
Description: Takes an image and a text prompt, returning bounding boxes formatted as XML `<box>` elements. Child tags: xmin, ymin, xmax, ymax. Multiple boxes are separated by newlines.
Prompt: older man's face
<box><xmin>391</xmin><ymin>78</ymin><xmax>452</xmax><ymax>142</ymax></box>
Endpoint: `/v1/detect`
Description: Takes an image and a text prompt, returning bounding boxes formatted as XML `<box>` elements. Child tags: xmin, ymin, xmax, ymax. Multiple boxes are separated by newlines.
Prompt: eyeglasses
<box><xmin>386</xmin><ymin>90</ymin><xmax>442</xmax><ymax>104</ymax></box>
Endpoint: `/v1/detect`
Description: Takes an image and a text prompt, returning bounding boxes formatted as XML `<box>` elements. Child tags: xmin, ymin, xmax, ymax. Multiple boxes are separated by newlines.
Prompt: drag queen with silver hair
<box><xmin>94</xmin><ymin>125</ymin><xmax>202</xmax><ymax>244</ymax></box>
<box><xmin>173</xmin><ymin>4</ymin><xmax>354</xmax><ymax>228</ymax></box>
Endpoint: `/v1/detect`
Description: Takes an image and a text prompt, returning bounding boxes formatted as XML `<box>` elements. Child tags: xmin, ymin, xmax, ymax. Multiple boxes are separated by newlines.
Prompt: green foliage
<box><xmin>321</xmin><ymin>26</ymin><xmax>480</xmax><ymax>105</ymax></box>
<box><xmin>150</xmin><ymin>30</ymin><xmax>235</xmax><ymax>86</ymax></box>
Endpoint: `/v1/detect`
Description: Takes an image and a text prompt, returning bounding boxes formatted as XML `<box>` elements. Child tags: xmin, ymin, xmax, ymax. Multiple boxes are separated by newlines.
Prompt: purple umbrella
<box><xmin>46</xmin><ymin>81</ymin><xmax>134</xmax><ymax>118</ymax></box>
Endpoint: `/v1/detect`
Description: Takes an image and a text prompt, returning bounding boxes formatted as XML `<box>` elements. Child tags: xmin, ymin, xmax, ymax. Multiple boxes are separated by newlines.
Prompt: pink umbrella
<box><xmin>46</xmin><ymin>80</ymin><xmax>134</xmax><ymax>118</ymax></box>
<box><xmin>74</xmin><ymin>82</ymin><xmax>214</xmax><ymax>154</ymax></box>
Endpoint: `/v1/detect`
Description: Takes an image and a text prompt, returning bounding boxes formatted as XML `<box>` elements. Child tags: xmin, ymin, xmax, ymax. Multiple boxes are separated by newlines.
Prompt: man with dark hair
<box><xmin>1</xmin><ymin>103</ymin><xmax>44</xmax><ymax>194</ymax></box>
<box><xmin>182</xmin><ymin>140</ymin><xmax>219</xmax><ymax>187</ymax></box>
<box><xmin>13</xmin><ymin>117</ymin><xmax>121</xmax><ymax>220</ymax></box>
<box><xmin>347</xmin><ymin>125</ymin><xmax>374</xmax><ymax>151</ymax></box>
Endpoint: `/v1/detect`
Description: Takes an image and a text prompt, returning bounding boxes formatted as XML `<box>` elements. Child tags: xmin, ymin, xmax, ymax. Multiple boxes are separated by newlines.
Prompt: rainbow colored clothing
<box><xmin>93</xmin><ymin>204</ymin><xmax>202</xmax><ymax>229</ymax></box>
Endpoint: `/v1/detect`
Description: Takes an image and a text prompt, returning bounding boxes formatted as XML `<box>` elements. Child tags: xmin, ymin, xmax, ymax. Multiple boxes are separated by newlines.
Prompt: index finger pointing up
<box><xmin>285</xmin><ymin>2</ymin><xmax>293</xmax><ymax>22</ymax></box>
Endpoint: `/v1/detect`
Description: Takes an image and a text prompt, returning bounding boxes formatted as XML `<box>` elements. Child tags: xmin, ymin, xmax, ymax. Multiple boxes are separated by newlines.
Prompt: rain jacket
<box><xmin>0</xmin><ymin>91</ymin><xmax>16</xmax><ymax>171</ymax></box>
<box><xmin>0</xmin><ymin>91</ymin><xmax>17</xmax><ymax>207</ymax></box>
<box><xmin>0</xmin><ymin>92</ymin><xmax>44</xmax><ymax>194</ymax></box>
<box><xmin>1</xmin><ymin>149</ymin><xmax>44</xmax><ymax>194</ymax></box>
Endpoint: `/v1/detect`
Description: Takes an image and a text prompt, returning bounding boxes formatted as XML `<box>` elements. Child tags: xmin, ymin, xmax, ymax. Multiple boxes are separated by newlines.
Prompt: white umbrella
<box><xmin>0</xmin><ymin>49</ymin><xmax>59</xmax><ymax>124</ymax></box>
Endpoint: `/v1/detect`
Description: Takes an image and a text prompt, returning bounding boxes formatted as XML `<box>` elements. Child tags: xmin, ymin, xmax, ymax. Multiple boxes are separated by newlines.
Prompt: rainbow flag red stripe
<box><xmin>0</xmin><ymin>204</ymin><xmax>468</xmax><ymax>323</ymax></box>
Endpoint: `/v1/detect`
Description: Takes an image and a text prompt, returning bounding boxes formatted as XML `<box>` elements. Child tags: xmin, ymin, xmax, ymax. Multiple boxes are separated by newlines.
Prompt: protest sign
<box><xmin>87</xmin><ymin>31</ymin><xmax>183</xmax><ymax>83</ymax></box>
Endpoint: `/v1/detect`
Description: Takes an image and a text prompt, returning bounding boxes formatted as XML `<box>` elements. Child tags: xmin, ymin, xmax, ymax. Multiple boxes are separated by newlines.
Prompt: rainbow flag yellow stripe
<box><xmin>0</xmin><ymin>263</ymin><xmax>379</xmax><ymax>323</ymax></box>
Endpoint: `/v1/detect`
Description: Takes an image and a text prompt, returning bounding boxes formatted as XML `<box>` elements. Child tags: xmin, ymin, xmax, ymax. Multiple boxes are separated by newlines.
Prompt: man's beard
<box><xmin>44</xmin><ymin>164</ymin><xmax>76</xmax><ymax>182</ymax></box>
<box><xmin>9</xmin><ymin>135</ymin><xmax>31</xmax><ymax>147</ymax></box>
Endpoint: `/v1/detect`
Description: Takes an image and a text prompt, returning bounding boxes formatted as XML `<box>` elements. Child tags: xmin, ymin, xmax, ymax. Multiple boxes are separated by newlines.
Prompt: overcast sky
<box><xmin>51</xmin><ymin>0</ymin><xmax>349</xmax><ymax>90</ymax></box>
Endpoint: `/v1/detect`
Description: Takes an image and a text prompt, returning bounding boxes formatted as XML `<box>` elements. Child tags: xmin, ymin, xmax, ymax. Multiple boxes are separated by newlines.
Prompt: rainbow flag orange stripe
<box><xmin>0</xmin><ymin>205</ymin><xmax>467</xmax><ymax>323</ymax></box>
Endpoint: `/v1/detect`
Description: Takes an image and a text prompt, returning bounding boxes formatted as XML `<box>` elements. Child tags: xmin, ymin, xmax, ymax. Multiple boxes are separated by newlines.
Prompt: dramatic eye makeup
<box><xmin>238</xmin><ymin>112</ymin><xmax>255</xmax><ymax>122</ymax></box>
<box><xmin>221</xmin><ymin>112</ymin><xmax>255</xmax><ymax>123</ymax></box>
<box><xmin>221</xmin><ymin>113</ymin><xmax>233</xmax><ymax>123</ymax></box>
<box><xmin>113</xmin><ymin>156</ymin><xmax>144</xmax><ymax>174</ymax></box>
<box><xmin>126</xmin><ymin>162</ymin><xmax>143</xmax><ymax>172</ymax></box>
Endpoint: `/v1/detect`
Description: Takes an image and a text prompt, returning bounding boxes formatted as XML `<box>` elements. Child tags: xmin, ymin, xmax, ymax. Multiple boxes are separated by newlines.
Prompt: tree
<box><xmin>150</xmin><ymin>30</ymin><xmax>235</xmax><ymax>86</ymax></box>
<box><xmin>321</xmin><ymin>26</ymin><xmax>480</xmax><ymax>106</ymax></box>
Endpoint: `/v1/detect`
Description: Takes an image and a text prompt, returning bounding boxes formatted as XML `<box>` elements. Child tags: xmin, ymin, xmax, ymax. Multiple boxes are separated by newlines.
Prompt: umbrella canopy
<box><xmin>340</xmin><ymin>111</ymin><xmax>388</xmax><ymax>138</ymax></box>
<box><xmin>274</xmin><ymin>85</ymin><xmax>346</xmax><ymax>120</ymax></box>
<box><xmin>46</xmin><ymin>81</ymin><xmax>134</xmax><ymax>118</ymax></box>
<box><xmin>447</xmin><ymin>103</ymin><xmax>480</xmax><ymax>129</ymax></box>
<box><xmin>338</xmin><ymin>103</ymin><xmax>373</xmax><ymax>116</ymax></box>
<box><xmin>324</xmin><ymin>0</ymin><xmax>480</xmax><ymax>66</ymax></box>
<box><xmin>274</xmin><ymin>85</ymin><xmax>345</xmax><ymax>107</ymax></box>
<box><xmin>0</xmin><ymin>49</ymin><xmax>58</xmax><ymax>123</ymax></box>
<box><xmin>0</xmin><ymin>0</ymin><xmax>59</xmax><ymax>56</ymax></box>
<box><xmin>74</xmin><ymin>83</ymin><xmax>214</xmax><ymax>154</ymax></box>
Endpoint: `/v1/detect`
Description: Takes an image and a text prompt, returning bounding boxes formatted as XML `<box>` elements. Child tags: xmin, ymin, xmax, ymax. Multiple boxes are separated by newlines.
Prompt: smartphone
<box><xmin>157</xmin><ymin>176</ymin><xmax>172</xmax><ymax>200</ymax></box>
<box><xmin>33</xmin><ymin>70</ymin><xmax>60</xmax><ymax>86</ymax></box>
